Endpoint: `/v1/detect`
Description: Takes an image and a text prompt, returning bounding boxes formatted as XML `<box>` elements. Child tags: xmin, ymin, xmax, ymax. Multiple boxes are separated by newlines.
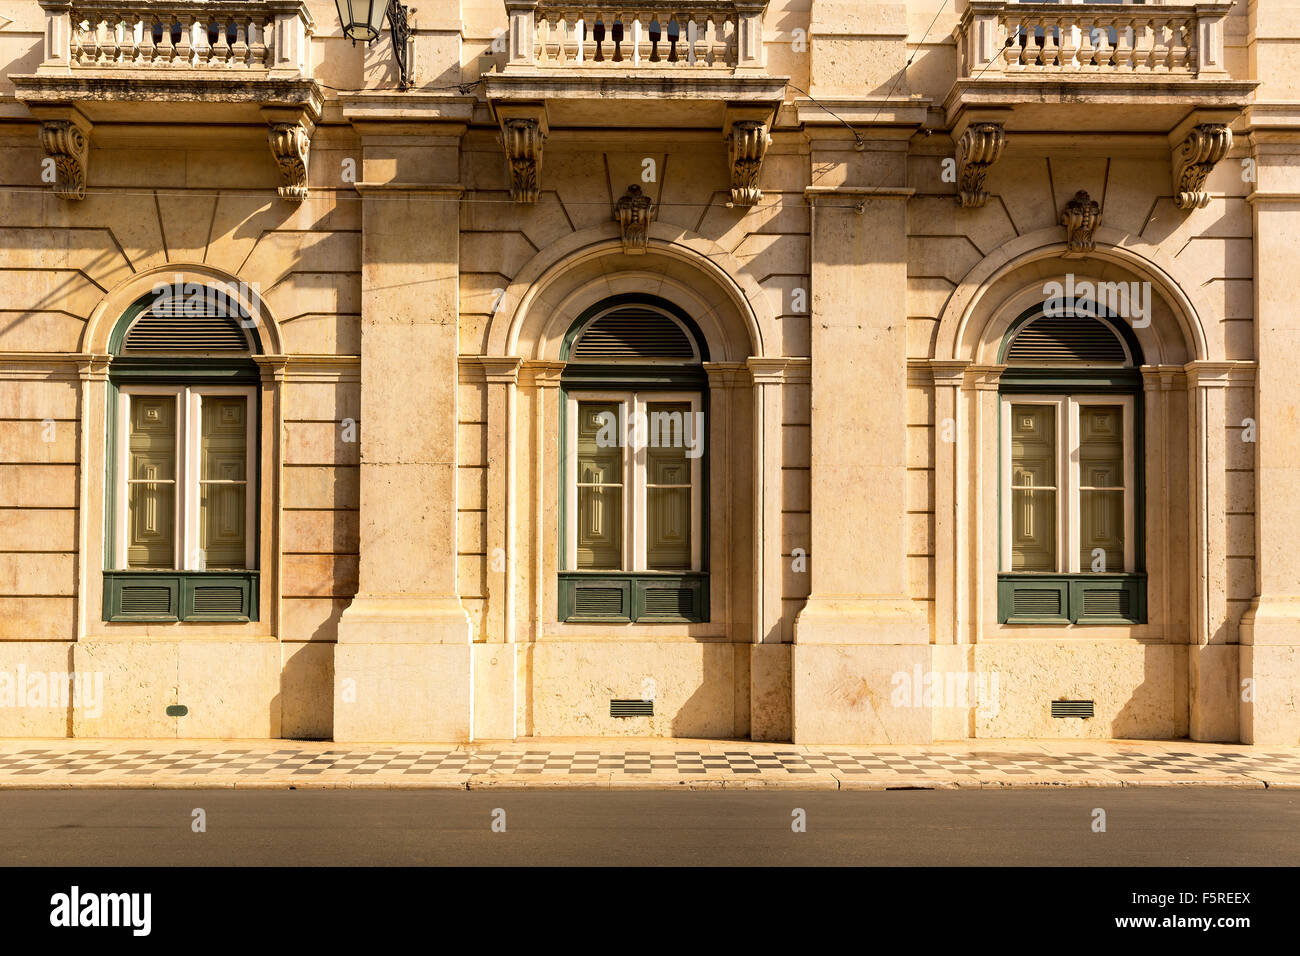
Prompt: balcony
<box><xmin>485</xmin><ymin>1</ymin><xmax>785</xmax><ymax>126</ymax></box>
<box><xmin>12</xmin><ymin>0</ymin><xmax>322</xmax><ymax>201</ymax></box>
<box><xmin>946</xmin><ymin>1</ymin><xmax>1255</xmax><ymax>132</ymax></box>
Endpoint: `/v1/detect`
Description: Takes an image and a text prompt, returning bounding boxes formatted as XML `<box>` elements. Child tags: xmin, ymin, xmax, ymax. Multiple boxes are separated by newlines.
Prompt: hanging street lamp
<box><xmin>334</xmin><ymin>0</ymin><xmax>412</xmax><ymax>91</ymax></box>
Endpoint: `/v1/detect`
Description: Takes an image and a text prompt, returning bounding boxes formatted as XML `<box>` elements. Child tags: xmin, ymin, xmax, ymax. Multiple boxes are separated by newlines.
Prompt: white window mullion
<box><xmin>1064</xmin><ymin>398</ymin><xmax>1079</xmax><ymax>573</ymax></box>
<box><xmin>691</xmin><ymin>394</ymin><xmax>702</xmax><ymax>573</ymax></box>
<box><xmin>630</xmin><ymin>394</ymin><xmax>644</xmax><ymax>573</ymax></box>
<box><xmin>1124</xmin><ymin>395</ymin><xmax>1136</xmax><ymax>573</ymax></box>
<box><xmin>565</xmin><ymin>397</ymin><xmax>578</xmax><ymax>570</ymax></box>
<box><xmin>183</xmin><ymin>387</ymin><xmax>199</xmax><ymax>571</ymax></box>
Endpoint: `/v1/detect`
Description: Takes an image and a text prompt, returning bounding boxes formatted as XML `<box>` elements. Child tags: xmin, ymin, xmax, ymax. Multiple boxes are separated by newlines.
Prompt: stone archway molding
<box><xmin>81</xmin><ymin>262</ymin><xmax>286</xmax><ymax>356</ymax></box>
<box><xmin>934</xmin><ymin>227</ymin><xmax>1212</xmax><ymax>365</ymax></box>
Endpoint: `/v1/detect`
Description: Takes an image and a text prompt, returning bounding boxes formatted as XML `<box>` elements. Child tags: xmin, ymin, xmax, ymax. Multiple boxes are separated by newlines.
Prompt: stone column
<box><xmin>1240</xmin><ymin>122</ymin><xmax>1300</xmax><ymax>743</ymax></box>
<box><xmin>793</xmin><ymin>184</ymin><xmax>930</xmax><ymax>744</ymax></box>
<box><xmin>334</xmin><ymin>100</ymin><xmax>474</xmax><ymax>742</ymax></box>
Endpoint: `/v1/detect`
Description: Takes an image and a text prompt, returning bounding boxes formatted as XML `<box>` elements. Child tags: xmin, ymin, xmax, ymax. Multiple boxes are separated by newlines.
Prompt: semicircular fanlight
<box><xmin>1005</xmin><ymin>314</ymin><xmax>1131</xmax><ymax>367</ymax></box>
<box><xmin>121</xmin><ymin>288</ymin><xmax>255</xmax><ymax>353</ymax></box>
<box><xmin>569</xmin><ymin>306</ymin><xmax>699</xmax><ymax>363</ymax></box>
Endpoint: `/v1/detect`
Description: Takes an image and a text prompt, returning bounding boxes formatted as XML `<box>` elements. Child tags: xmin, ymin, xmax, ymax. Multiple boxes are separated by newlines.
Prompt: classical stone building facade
<box><xmin>0</xmin><ymin>0</ymin><xmax>1296</xmax><ymax>744</ymax></box>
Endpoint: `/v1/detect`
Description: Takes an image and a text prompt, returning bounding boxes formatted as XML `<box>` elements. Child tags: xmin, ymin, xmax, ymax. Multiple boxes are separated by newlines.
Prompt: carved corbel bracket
<box><xmin>1172</xmin><ymin>123</ymin><xmax>1233</xmax><ymax>210</ymax></box>
<box><xmin>722</xmin><ymin>107</ymin><xmax>769</xmax><ymax>205</ymax></box>
<box><xmin>1061</xmin><ymin>190</ymin><xmax>1102</xmax><ymax>256</ymax></box>
<box><xmin>956</xmin><ymin>122</ymin><xmax>1005</xmax><ymax>208</ymax></box>
<box><xmin>263</xmin><ymin>106</ymin><xmax>317</xmax><ymax>202</ymax></box>
<box><xmin>497</xmin><ymin>104</ymin><xmax>548</xmax><ymax>204</ymax></box>
<box><xmin>32</xmin><ymin>105</ymin><xmax>92</xmax><ymax>201</ymax></box>
<box><xmin>614</xmin><ymin>184</ymin><xmax>654</xmax><ymax>254</ymax></box>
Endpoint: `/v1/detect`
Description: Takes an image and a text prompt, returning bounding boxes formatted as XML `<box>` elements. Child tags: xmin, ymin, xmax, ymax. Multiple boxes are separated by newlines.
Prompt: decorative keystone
<box><xmin>34</xmin><ymin>106</ymin><xmax>91</xmax><ymax>201</ymax></box>
<box><xmin>956</xmin><ymin>122</ymin><xmax>1005</xmax><ymax>208</ymax></box>
<box><xmin>614</xmin><ymin>184</ymin><xmax>654</xmax><ymax>254</ymax></box>
<box><xmin>1172</xmin><ymin>123</ymin><xmax>1232</xmax><ymax>210</ymax></box>
<box><xmin>1061</xmin><ymin>190</ymin><xmax>1102</xmax><ymax>255</ymax></box>
<box><xmin>264</xmin><ymin>107</ymin><xmax>316</xmax><ymax>202</ymax></box>
<box><xmin>726</xmin><ymin>118</ymin><xmax>771</xmax><ymax>206</ymax></box>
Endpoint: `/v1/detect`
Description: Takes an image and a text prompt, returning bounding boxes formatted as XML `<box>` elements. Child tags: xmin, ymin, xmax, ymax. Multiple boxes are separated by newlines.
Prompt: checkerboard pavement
<box><xmin>1</xmin><ymin>740</ymin><xmax>1298</xmax><ymax>788</ymax></box>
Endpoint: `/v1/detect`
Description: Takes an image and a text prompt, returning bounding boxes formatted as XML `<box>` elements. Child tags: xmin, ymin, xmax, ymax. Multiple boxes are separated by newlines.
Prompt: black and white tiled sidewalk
<box><xmin>1</xmin><ymin>741</ymin><xmax>1298</xmax><ymax>787</ymax></box>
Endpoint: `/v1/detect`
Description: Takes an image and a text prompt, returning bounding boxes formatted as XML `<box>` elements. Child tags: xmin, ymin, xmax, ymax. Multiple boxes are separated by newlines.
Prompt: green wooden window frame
<box><xmin>996</xmin><ymin>306</ymin><xmax>1147</xmax><ymax>625</ymax></box>
<box><xmin>102</xmin><ymin>288</ymin><xmax>262</xmax><ymax>623</ymax></box>
<box><xmin>558</xmin><ymin>296</ymin><xmax>710</xmax><ymax>624</ymax></box>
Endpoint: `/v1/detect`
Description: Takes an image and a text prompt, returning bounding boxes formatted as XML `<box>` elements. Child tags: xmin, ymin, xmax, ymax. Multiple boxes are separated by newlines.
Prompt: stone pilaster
<box><xmin>334</xmin><ymin>98</ymin><xmax>474</xmax><ymax>742</ymax></box>
<box><xmin>792</xmin><ymin>181</ymin><xmax>930</xmax><ymax>745</ymax></box>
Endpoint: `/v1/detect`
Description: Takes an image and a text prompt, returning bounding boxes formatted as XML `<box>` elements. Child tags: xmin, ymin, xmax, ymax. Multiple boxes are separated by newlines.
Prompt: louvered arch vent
<box><xmin>122</xmin><ymin>290</ymin><xmax>254</xmax><ymax>353</ymax></box>
<box><xmin>569</xmin><ymin>306</ymin><xmax>699</xmax><ymax>363</ymax></box>
<box><xmin>1005</xmin><ymin>315</ymin><xmax>1130</xmax><ymax>366</ymax></box>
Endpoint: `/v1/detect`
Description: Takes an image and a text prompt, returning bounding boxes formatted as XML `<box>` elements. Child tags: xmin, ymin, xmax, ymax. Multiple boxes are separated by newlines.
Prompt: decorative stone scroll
<box><xmin>956</xmin><ymin>122</ymin><xmax>1005</xmax><ymax>208</ymax></box>
<box><xmin>1172</xmin><ymin>123</ymin><xmax>1232</xmax><ymax>210</ymax></box>
<box><xmin>726</xmin><ymin>118</ymin><xmax>770</xmax><ymax>206</ymax></box>
<box><xmin>266</xmin><ymin>116</ymin><xmax>314</xmax><ymax>202</ymax></box>
<box><xmin>34</xmin><ymin>106</ymin><xmax>92</xmax><ymax>201</ymax></box>
<box><xmin>1061</xmin><ymin>190</ymin><xmax>1102</xmax><ymax>255</ymax></box>
<box><xmin>614</xmin><ymin>184</ymin><xmax>654</xmax><ymax>254</ymax></box>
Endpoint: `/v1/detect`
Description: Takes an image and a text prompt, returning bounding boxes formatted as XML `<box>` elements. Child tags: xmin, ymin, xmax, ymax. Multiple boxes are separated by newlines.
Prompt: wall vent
<box><xmin>1081</xmin><ymin>588</ymin><xmax>1131</xmax><ymax>617</ymax></box>
<box><xmin>119</xmin><ymin>585</ymin><xmax>173</xmax><ymax>616</ymax></box>
<box><xmin>1051</xmin><ymin>699</ymin><xmax>1095</xmax><ymax>718</ymax></box>
<box><xmin>123</xmin><ymin>299</ymin><xmax>252</xmax><ymax>352</ymax></box>
<box><xmin>1012</xmin><ymin>588</ymin><xmax>1062</xmax><ymax>617</ymax></box>
<box><xmin>570</xmin><ymin>307</ymin><xmax>698</xmax><ymax>363</ymax></box>
<box><xmin>610</xmin><ymin>699</ymin><xmax>654</xmax><ymax>717</ymax></box>
<box><xmin>1005</xmin><ymin>315</ymin><xmax>1128</xmax><ymax>366</ymax></box>
<box><xmin>191</xmin><ymin>586</ymin><xmax>245</xmax><ymax>615</ymax></box>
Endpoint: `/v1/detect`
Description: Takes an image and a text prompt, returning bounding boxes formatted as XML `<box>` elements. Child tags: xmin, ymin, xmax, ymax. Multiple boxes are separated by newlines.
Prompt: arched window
<box><xmin>103</xmin><ymin>282</ymin><xmax>261</xmax><ymax>623</ymax></box>
<box><xmin>997</xmin><ymin>306</ymin><xmax>1146</xmax><ymax>625</ymax></box>
<box><xmin>558</xmin><ymin>298</ymin><xmax>709</xmax><ymax>624</ymax></box>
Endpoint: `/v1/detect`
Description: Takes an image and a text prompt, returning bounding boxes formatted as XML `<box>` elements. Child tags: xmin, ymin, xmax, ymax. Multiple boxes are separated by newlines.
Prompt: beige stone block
<box><xmin>284</xmin><ymin>421</ymin><xmax>361</xmax><ymax>466</ymax></box>
<box><xmin>907</xmin><ymin>314</ymin><xmax>941</xmax><ymax>357</ymax></box>
<box><xmin>908</xmin><ymin>196</ymin><xmax>1016</xmax><ymax>258</ymax></box>
<box><xmin>175</xmin><ymin>640</ymin><xmax>281</xmax><ymax>737</ymax></box>
<box><xmin>973</xmin><ymin>642</ymin><xmax>1188</xmax><ymax>740</ymax></box>
<box><xmin>732</xmin><ymin>233</ymin><xmax>810</xmax><ymax>280</ymax></box>
<box><xmin>907</xmin><ymin>468</ymin><xmax>935</xmax><ymax>512</ymax></box>
<box><xmin>544</xmin><ymin>149</ymin><xmax>621</xmax><ymax>231</ymax></box>
<box><xmin>0</xmin><ymin>312</ymin><xmax>86</xmax><ymax>352</ymax></box>
<box><xmin>283</xmin><ymin>510</ymin><xmax>360</xmax><ymax>555</ymax></box>
<box><xmin>283</xmin><ymin>553</ymin><xmax>359</xmax><ymax>599</ymax></box>
<box><xmin>281</xmin><ymin>312</ymin><xmax>362</xmax><ymax>355</ymax></box>
<box><xmin>792</xmin><ymin>643</ymin><xmax>934</xmax><ymax>744</ymax></box>
<box><xmin>94</xmin><ymin>147</ymin><xmax>187</xmax><ymax>188</ymax></box>
<box><xmin>333</xmin><ymin>641</ymin><xmax>472</xmax><ymax>741</ymax></box>
<box><xmin>781</xmin><ymin>424</ymin><xmax>810</xmax><ymax>468</ymax></box>
<box><xmin>458</xmin><ymin>464</ymin><xmax>486</xmax><ymax>511</ymax></box>
<box><xmin>0</xmin><ymin>419</ymin><xmax>77</xmax><ymax>463</ymax></box>
<box><xmin>782</xmin><ymin>468</ymin><xmax>810</xmax><ymax>511</ymax></box>
<box><xmin>655</xmin><ymin>149</ymin><xmax>733</xmax><ymax>234</ymax></box>
<box><xmin>0</xmin><ymin>464</ymin><xmax>77</xmax><ymax>508</ymax></box>
<box><xmin>908</xmin><ymin>235</ymin><xmax>984</xmax><ymax>285</ymax></box>
<box><xmin>281</xmin><ymin>382</ymin><xmax>360</xmax><ymax>422</ymax></box>
<box><xmin>989</xmin><ymin>157</ymin><xmax>1054</xmax><ymax>234</ymax></box>
<box><xmin>457</xmin><ymin>510</ymin><xmax>485</xmax><ymax>555</ymax></box>
<box><xmin>457</xmin><ymin>421</ymin><xmax>487</xmax><ymax>467</ymax></box>
<box><xmin>282</xmin><ymin>597</ymin><xmax>349</xmax><ymax>643</ymax></box>
<box><xmin>243</xmin><ymin>232</ymin><xmax>362</xmax><ymax>291</ymax></box>
<box><xmin>0</xmin><ymin>508</ymin><xmax>76</xmax><ymax>551</ymax></box>
<box><xmin>0</xmin><ymin>597</ymin><xmax>76</xmax><ymax>641</ymax></box>
<box><xmin>0</xmin><ymin>271</ymin><xmax>101</xmax><ymax>322</ymax></box>
<box><xmin>283</xmin><ymin>464</ymin><xmax>360</xmax><ymax>510</ymax></box>
<box><xmin>0</xmin><ymin>552</ymin><xmax>75</xmax><ymax>596</ymax></box>
<box><xmin>527</xmin><ymin>641</ymin><xmax>736</xmax><ymax>738</ymax></box>
<box><xmin>460</xmin><ymin>231</ymin><xmax>536</xmax><ymax>282</ymax></box>
<box><xmin>1189</xmin><ymin>643</ymin><xmax>1240</xmax><ymax>742</ymax></box>
<box><xmin>0</xmin><ymin>380</ymin><xmax>78</xmax><ymax>420</ymax></box>
<box><xmin>281</xmin><ymin>641</ymin><xmax>334</xmax><ymax>740</ymax></box>
<box><xmin>265</xmin><ymin>273</ymin><xmax>363</xmax><ymax>327</ymax></box>
<box><xmin>72</xmin><ymin>641</ymin><xmax>179</xmax><ymax>737</ymax></box>
<box><xmin>473</xmin><ymin>642</ymin><xmax>516</xmax><ymax>739</ymax></box>
<box><xmin>751</xmin><ymin>642</ymin><xmax>792</xmax><ymax>742</ymax></box>
<box><xmin>0</xmin><ymin>642</ymin><xmax>76</xmax><ymax>736</ymax></box>
<box><xmin>1241</xmin><ymin>644</ymin><xmax>1300</xmax><ymax>745</ymax></box>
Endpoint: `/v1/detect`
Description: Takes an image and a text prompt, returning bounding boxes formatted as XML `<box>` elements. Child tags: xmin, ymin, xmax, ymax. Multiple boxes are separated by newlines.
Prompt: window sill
<box><xmin>997</xmin><ymin>572</ymin><xmax>1146</xmax><ymax>625</ymax></box>
<box><xmin>559</xmin><ymin>571</ymin><xmax>708</xmax><ymax>624</ymax></box>
<box><xmin>103</xmin><ymin>570</ymin><xmax>259</xmax><ymax>623</ymax></box>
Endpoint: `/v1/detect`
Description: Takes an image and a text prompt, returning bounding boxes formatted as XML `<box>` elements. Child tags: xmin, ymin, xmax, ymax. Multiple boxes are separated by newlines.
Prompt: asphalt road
<box><xmin>0</xmin><ymin>787</ymin><xmax>1297</xmax><ymax>866</ymax></box>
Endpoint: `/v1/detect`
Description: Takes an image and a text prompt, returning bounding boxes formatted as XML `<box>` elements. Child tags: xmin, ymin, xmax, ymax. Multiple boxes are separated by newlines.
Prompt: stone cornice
<box><xmin>746</xmin><ymin>356</ymin><xmax>809</xmax><ymax>385</ymax></box>
<box><xmin>459</xmin><ymin>355</ymin><xmax>523</xmax><ymax>385</ymax></box>
<box><xmin>11</xmin><ymin>74</ymin><xmax>323</xmax><ymax>114</ymax></box>
<box><xmin>518</xmin><ymin>360</ymin><xmax>566</xmax><ymax>387</ymax></box>
<box><xmin>1184</xmin><ymin>360</ymin><xmax>1257</xmax><ymax>387</ymax></box>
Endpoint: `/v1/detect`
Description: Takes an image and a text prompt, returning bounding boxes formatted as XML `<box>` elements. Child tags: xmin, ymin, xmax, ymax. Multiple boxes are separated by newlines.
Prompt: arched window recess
<box><xmin>996</xmin><ymin>304</ymin><xmax>1147</xmax><ymax>626</ymax></box>
<box><xmin>102</xmin><ymin>284</ymin><xmax>262</xmax><ymax>624</ymax></box>
<box><xmin>558</xmin><ymin>297</ymin><xmax>710</xmax><ymax>624</ymax></box>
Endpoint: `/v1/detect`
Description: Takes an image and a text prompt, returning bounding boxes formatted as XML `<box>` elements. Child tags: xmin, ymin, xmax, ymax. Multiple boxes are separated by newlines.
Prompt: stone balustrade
<box><xmin>37</xmin><ymin>0</ymin><xmax>314</xmax><ymax>76</ymax></box>
<box><xmin>505</xmin><ymin>0</ymin><xmax>767</xmax><ymax>70</ymax></box>
<box><xmin>957</xmin><ymin>1</ymin><xmax>1231</xmax><ymax>78</ymax></box>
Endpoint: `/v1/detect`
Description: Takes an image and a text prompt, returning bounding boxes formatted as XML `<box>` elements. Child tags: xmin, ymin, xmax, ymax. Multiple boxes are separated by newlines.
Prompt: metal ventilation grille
<box><xmin>1006</xmin><ymin>316</ymin><xmax>1128</xmax><ymax>366</ymax></box>
<box><xmin>192</xmin><ymin>587</ymin><xmax>244</xmax><ymax>615</ymax></box>
<box><xmin>1081</xmin><ymin>588</ymin><xmax>1131</xmax><ymax>617</ymax></box>
<box><xmin>1051</xmin><ymin>699</ymin><xmax>1095</xmax><ymax>718</ymax></box>
<box><xmin>573</xmin><ymin>587</ymin><xmax>625</xmax><ymax>616</ymax></box>
<box><xmin>1012</xmin><ymin>588</ymin><xmax>1062</xmax><ymax>616</ymax></box>
<box><xmin>570</xmin><ymin>307</ymin><xmax>697</xmax><ymax>363</ymax></box>
<box><xmin>643</xmin><ymin>587</ymin><xmax>693</xmax><ymax>616</ymax></box>
<box><xmin>120</xmin><ymin>586</ymin><xmax>172</xmax><ymax>615</ymax></box>
<box><xmin>123</xmin><ymin>302</ymin><xmax>252</xmax><ymax>352</ymax></box>
<box><xmin>610</xmin><ymin>699</ymin><xmax>654</xmax><ymax>717</ymax></box>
